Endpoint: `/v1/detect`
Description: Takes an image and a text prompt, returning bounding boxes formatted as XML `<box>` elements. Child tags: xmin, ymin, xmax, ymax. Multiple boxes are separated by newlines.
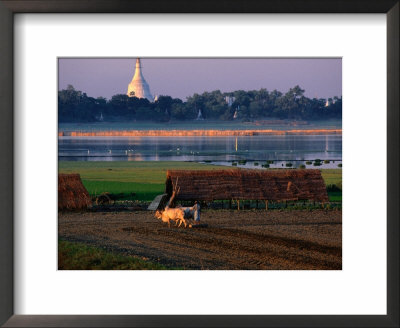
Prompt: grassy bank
<box><xmin>58</xmin><ymin>240</ymin><xmax>170</xmax><ymax>270</ymax></box>
<box><xmin>59</xmin><ymin>161</ymin><xmax>342</xmax><ymax>202</ymax></box>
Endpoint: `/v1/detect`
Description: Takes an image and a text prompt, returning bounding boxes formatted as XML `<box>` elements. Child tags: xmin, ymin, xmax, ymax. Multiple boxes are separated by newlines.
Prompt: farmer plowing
<box><xmin>154</xmin><ymin>178</ymin><xmax>202</xmax><ymax>228</ymax></box>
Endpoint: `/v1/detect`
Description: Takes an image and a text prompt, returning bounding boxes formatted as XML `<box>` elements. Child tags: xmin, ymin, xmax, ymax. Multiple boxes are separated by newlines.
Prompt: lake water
<box><xmin>59</xmin><ymin>135</ymin><xmax>342</xmax><ymax>168</ymax></box>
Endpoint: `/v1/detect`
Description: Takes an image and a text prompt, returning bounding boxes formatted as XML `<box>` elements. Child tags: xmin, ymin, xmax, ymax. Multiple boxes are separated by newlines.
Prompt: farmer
<box><xmin>183</xmin><ymin>201</ymin><xmax>201</xmax><ymax>223</ymax></box>
<box><xmin>193</xmin><ymin>201</ymin><xmax>201</xmax><ymax>223</ymax></box>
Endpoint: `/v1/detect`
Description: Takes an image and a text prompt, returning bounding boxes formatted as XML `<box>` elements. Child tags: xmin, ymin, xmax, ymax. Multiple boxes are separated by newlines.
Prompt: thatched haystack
<box><xmin>58</xmin><ymin>174</ymin><xmax>92</xmax><ymax>210</ymax></box>
<box><xmin>166</xmin><ymin>169</ymin><xmax>328</xmax><ymax>203</ymax></box>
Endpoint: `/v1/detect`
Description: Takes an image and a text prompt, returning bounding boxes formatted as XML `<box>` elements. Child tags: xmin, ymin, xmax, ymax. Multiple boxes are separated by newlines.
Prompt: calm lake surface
<box><xmin>59</xmin><ymin>135</ymin><xmax>342</xmax><ymax>168</ymax></box>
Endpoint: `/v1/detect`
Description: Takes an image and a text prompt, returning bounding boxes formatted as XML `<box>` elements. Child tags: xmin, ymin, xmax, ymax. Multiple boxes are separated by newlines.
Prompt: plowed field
<box><xmin>59</xmin><ymin>209</ymin><xmax>341</xmax><ymax>270</ymax></box>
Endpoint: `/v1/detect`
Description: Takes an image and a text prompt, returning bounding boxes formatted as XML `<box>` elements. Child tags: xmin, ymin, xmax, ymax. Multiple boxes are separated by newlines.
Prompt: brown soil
<box><xmin>58</xmin><ymin>209</ymin><xmax>342</xmax><ymax>270</ymax></box>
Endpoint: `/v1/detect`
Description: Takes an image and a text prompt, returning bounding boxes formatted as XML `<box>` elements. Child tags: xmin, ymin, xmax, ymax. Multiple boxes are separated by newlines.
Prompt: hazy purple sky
<box><xmin>58</xmin><ymin>58</ymin><xmax>341</xmax><ymax>100</ymax></box>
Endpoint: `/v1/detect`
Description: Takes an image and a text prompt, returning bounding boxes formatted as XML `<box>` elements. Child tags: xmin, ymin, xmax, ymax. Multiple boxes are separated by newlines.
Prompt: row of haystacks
<box><xmin>58</xmin><ymin>174</ymin><xmax>92</xmax><ymax>210</ymax></box>
<box><xmin>166</xmin><ymin>169</ymin><xmax>329</xmax><ymax>203</ymax></box>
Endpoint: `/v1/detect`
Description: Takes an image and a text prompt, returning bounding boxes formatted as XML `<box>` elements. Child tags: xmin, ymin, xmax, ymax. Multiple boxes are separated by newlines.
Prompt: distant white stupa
<box><xmin>196</xmin><ymin>109</ymin><xmax>204</xmax><ymax>120</ymax></box>
<box><xmin>233</xmin><ymin>108</ymin><xmax>238</xmax><ymax>119</ymax></box>
<box><xmin>127</xmin><ymin>58</ymin><xmax>153</xmax><ymax>101</ymax></box>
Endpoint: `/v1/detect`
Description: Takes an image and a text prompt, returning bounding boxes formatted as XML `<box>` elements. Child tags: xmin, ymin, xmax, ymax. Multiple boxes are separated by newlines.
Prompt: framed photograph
<box><xmin>1</xmin><ymin>1</ymin><xmax>398</xmax><ymax>327</ymax></box>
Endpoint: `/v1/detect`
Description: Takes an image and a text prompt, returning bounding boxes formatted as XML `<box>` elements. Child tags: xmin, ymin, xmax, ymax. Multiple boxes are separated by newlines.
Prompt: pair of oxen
<box><xmin>155</xmin><ymin>202</ymin><xmax>200</xmax><ymax>228</ymax></box>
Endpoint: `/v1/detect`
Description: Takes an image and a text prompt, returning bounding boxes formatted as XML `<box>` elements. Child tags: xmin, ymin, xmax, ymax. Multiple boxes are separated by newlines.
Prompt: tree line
<box><xmin>58</xmin><ymin>84</ymin><xmax>342</xmax><ymax>123</ymax></box>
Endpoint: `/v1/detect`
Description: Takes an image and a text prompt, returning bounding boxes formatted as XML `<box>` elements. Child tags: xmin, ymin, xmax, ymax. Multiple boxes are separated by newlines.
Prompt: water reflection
<box><xmin>58</xmin><ymin>135</ymin><xmax>342</xmax><ymax>162</ymax></box>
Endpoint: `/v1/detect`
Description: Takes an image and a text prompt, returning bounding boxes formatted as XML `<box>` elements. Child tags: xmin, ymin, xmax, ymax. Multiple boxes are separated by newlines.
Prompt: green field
<box><xmin>327</xmin><ymin>191</ymin><xmax>342</xmax><ymax>202</ymax></box>
<box><xmin>59</xmin><ymin>161</ymin><xmax>342</xmax><ymax>202</ymax></box>
<box><xmin>320</xmin><ymin>169</ymin><xmax>342</xmax><ymax>186</ymax></box>
<box><xmin>58</xmin><ymin>239</ymin><xmax>171</xmax><ymax>270</ymax></box>
<box><xmin>59</xmin><ymin>161</ymin><xmax>221</xmax><ymax>201</ymax></box>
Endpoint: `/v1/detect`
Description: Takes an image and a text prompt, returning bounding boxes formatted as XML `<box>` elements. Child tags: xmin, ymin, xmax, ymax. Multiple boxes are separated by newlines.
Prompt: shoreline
<box><xmin>58</xmin><ymin>128</ymin><xmax>342</xmax><ymax>137</ymax></box>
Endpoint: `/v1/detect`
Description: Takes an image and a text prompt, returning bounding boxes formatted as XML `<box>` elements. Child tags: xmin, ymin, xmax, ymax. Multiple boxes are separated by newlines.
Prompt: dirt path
<box><xmin>58</xmin><ymin>209</ymin><xmax>342</xmax><ymax>270</ymax></box>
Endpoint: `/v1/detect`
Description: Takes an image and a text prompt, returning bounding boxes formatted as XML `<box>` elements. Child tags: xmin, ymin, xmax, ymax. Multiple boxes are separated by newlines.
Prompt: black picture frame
<box><xmin>0</xmin><ymin>1</ymin><xmax>398</xmax><ymax>327</ymax></box>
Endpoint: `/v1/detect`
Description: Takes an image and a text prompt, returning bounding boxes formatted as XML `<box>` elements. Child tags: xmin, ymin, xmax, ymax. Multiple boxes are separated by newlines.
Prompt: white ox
<box><xmin>155</xmin><ymin>202</ymin><xmax>200</xmax><ymax>228</ymax></box>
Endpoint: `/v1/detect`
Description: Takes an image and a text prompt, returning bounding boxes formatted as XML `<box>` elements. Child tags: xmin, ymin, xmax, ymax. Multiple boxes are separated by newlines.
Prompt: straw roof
<box><xmin>58</xmin><ymin>174</ymin><xmax>92</xmax><ymax>210</ymax></box>
<box><xmin>166</xmin><ymin>169</ymin><xmax>328</xmax><ymax>202</ymax></box>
